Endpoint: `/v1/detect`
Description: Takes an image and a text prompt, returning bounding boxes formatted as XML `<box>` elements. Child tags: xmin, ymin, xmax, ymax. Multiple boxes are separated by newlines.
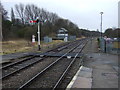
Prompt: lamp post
<box><xmin>100</xmin><ymin>12</ymin><xmax>103</xmax><ymax>39</ymax></box>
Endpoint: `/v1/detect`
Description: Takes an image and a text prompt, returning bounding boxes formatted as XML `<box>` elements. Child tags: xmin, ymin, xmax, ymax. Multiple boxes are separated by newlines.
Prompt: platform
<box><xmin>66</xmin><ymin>66</ymin><xmax>92</xmax><ymax>89</ymax></box>
<box><xmin>66</xmin><ymin>38</ymin><xmax>118</xmax><ymax>89</ymax></box>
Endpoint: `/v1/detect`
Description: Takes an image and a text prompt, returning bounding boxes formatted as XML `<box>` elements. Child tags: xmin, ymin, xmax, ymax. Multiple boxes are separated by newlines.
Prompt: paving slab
<box><xmin>72</xmin><ymin>77</ymin><xmax>92</xmax><ymax>88</ymax></box>
<box><xmin>93</xmin><ymin>68</ymin><xmax>118</xmax><ymax>88</ymax></box>
<box><xmin>78</xmin><ymin>70</ymin><xmax>92</xmax><ymax>78</ymax></box>
<box><xmin>82</xmin><ymin>38</ymin><xmax>118</xmax><ymax>89</ymax></box>
<box><xmin>66</xmin><ymin>66</ymin><xmax>92</xmax><ymax>89</ymax></box>
<box><xmin>80</xmin><ymin>66</ymin><xmax>92</xmax><ymax>72</ymax></box>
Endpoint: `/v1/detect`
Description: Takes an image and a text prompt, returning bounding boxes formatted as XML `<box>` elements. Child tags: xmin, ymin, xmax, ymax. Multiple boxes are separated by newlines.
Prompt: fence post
<box><xmin>104</xmin><ymin>39</ymin><xmax>106</xmax><ymax>53</ymax></box>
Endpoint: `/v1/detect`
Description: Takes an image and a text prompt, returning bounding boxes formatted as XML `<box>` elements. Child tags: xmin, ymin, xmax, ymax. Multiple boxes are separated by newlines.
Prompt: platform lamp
<box><xmin>100</xmin><ymin>12</ymin><xmax>103</xmax><ymax>39</ymax></box>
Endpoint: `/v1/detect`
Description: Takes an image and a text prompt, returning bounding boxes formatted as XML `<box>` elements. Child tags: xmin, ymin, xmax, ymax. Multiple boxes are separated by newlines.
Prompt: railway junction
<box><xmin>1</xmin><ymin>38</ymin><xmax>118</xmax><ymax>89</ymax></box>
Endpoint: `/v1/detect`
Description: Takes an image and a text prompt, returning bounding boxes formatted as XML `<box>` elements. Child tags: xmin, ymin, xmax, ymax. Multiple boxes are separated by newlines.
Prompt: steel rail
<box><xmin>1</xmin><ymin>39</ymin><xmax>80</xmax><ymax>70</ymax></box>
<box><xmin>1</xmin><ymin>58</ymin><xmax>44</xmax><ymax>80</ymax></box>
<box><xmin>47</xmin><ymin>39</ymin><xmax>84</xmax><ymax>52</ymax></box>
<box><xmin>17</xmin><ymin>40</ymin><xmax>83</xmax><ymax>90</ymax></box>
<box><xmin>2</xmin><ymin>39</ymin><xmax>85</xmax><ymax>80</ymax></box>
<box><xmin>57</xmin><ymin>39</ymin><xmax>84</xmax><ymax>51</ymax></box>
<box><xmin>1</xmin><ymin>40</ymin><xmax>77</xmax><ymax>70</ymax></box>
<box><xmin>1</xmin><ymin>56</ymin><xmax>35</xmax><ymax>70</ymax></box>
<box><xmin>52</xmin><ymin>41</ymin><xmax>88</xmax><ymax>89</ymax></box>
<box><xmin>57</xmin><ymin>43</ymin><xmax>70</xmax><ymax>51</ymax></box>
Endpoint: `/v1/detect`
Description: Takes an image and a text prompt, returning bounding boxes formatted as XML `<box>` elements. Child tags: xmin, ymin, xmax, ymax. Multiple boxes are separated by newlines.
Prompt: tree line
<box><xmin>1</xmin><ymin>2</ymin><xmax>101</xmax><ymax>41</ymax></box>
<box><xmin>104</xmin><ymin>28</ymin><xmax>120</xmax><ymax>38</ymax></box>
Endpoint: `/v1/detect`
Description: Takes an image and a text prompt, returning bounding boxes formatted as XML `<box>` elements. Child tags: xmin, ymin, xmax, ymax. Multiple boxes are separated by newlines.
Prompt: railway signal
<box><xmin>29</xmin><ymin>20</ymin><xmax>37</xmax><ymax>23</ymax></box>
<box><xmin>30</xmin><ymin>17</ymin><xmax>47</xmax><ymax>50</ymax></box>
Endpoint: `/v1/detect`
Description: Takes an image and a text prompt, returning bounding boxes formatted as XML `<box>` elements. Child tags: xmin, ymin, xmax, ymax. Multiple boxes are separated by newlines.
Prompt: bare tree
<box><xmin>15</xmin><ymin>3</ymin><xmax>25</xmax><ymax>24</ymax></box>
<box><xmin>24</xmin><ymin>4</ymin><xmax>59</xmax><ymax>24</ymax></box>
<box><xmin>14</xmin><ymin>3</ymin><xmax>59</xmax><ymax>25</ymax></box>
<box><xmin>11</xmin><ymin>8</ymin><xmax>15</xmax><ymax>24</ymax></box>
<box><xmin>31</xmin><ymin>5</ymin><xmax>40</xmax><ymax>19</ymax></box>
<box><xmin>0</xmin><ymin>1</ymin><xmax>8</xmax><ymax>20</ymax></box>
<box><xmin>24</xmin><ymin>4</ymin><xmax>40</xmax><ymax>20</ymax></box>
<box><xmin>48</xmin><ymin>12</ymin><xmax>59</xmax><ymax>24</ymax></box>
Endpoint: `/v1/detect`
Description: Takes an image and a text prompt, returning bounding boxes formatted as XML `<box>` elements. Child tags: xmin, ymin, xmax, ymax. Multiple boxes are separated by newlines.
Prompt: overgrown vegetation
<box><xmin>1</xmin><ymin>40</ymin><xmax>64</xmax><ymax>55</ymax></box>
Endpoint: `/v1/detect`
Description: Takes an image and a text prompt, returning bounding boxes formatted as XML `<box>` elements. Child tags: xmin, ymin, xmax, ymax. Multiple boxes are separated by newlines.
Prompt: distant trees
<box><xmin>104</xmin><ymin>28</ymin><xmax>120</xmax><ymax>38</ymax></box>
<box><xmin>24</xmin><ymin>4</ymin><xmax>39</xmax><ymax>21</ymax></box>
<box><xmin>0</xmin><ymin>2</ymin><xmax>12</xmax><ymax>40</ymax></box>
<box><xmin>1</xmin><ymin>2</ymin><xmax>101</xmax><ymax>41</ymax></box>
<box><xmin>14</xmin><ymin>4</ymin><xmax>59</xmax><ymax>25</ymax></box>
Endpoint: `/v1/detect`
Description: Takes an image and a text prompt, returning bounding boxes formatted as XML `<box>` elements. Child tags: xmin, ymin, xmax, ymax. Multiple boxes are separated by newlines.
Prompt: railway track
<box><xmin>1</xmin><ymin>56</ymin><xmax>43</xmax><ymax>79</ymax></box>
<box><xmin>18</xmin><ymin>40</ymin><xmax>87</xmax><ymax>89</ymax></box>
<box><xmin>2</xmin><ymin>38</ymin><xmax>88</xmax><ymax>89</ymax></box>
<box><xmin>1</xmin><ymin>39</ymin><xmax>82</xmax><ymax>79</ymax></box>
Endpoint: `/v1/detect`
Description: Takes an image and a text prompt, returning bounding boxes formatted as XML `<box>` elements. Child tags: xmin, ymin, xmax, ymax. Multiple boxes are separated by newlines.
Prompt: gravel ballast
<box><xmin>2</xmin><ymin>39</ymin><xmax>87</xmax><ymax>89</ymax></box>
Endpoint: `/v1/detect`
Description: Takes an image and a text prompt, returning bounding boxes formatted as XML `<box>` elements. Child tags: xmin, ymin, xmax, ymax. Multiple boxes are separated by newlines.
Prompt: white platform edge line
<box><xmin>66</xmin><ymin>66</ymin><xmax>83</xmax><ymax>90</ymax></box>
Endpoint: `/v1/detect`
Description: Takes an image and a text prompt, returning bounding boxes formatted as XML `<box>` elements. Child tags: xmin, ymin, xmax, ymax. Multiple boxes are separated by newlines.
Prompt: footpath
<box><xmin>67</xmin><ymin>38</ymin><xmax>118</xmax><ymax>89</ymax></box>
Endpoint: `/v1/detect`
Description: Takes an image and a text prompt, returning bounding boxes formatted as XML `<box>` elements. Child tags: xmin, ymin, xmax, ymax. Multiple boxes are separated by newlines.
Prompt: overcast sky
<box><xmin>1</xmin><ymin>0</ymin><xmax>119</xmax><ymax>32</ymax></box>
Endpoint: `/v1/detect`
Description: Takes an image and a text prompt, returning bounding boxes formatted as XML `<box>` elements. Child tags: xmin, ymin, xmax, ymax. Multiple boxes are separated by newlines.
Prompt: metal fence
<box><xmin>99</xmin><ymin>38</ymin><xmax>120</xmax><ymax>54</ymax></box>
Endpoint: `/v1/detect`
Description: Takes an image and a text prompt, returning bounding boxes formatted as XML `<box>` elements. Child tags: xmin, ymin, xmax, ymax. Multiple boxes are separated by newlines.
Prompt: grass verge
<box><xmin>1</xmin><ymin>40</ymin><xmax>64</xmax><ymax>55</ymax></box>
